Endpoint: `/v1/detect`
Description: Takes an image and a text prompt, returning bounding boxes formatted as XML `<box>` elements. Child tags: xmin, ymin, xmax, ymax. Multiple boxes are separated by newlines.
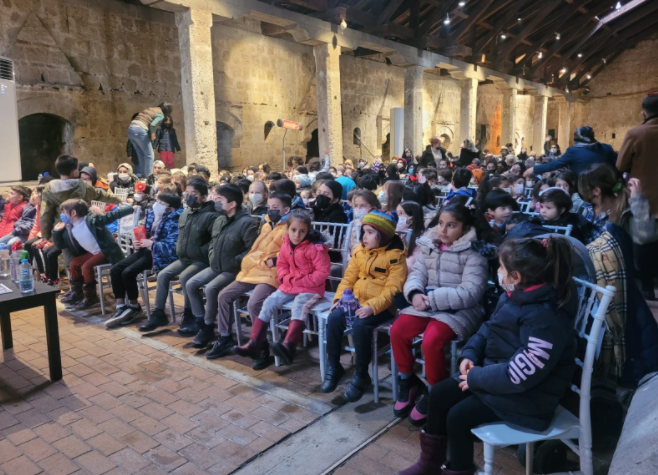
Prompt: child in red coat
<box><xmin>233</xmin><ymin>209</ymin><xmax>330</xmax><ymax>365</ymax></box>
<box><xmin>0</xmin><ymin>186</ymin><xmax>31</xmax><ymax>240</ymax></box>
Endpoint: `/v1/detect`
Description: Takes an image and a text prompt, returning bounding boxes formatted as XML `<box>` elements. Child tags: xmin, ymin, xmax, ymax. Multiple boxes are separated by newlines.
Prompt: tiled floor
<box><xmin>0</xmin><ymin>285</ymin><xmax>623</xmax><ymax>474</ymax></box>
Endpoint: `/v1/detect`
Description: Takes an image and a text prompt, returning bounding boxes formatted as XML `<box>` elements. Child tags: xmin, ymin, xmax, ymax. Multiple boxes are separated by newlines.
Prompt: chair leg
<box><xmin>391</xmin><ymin>347</ymin><xmax>398</xmax><ymax>401</ymax></box>
<box><xmin>525</xmin><ymin>442</ymin><xmax>533</xmax><ymax>475</ymax></box>
<box><xmin>318</xmin><ymin>314</ymin><xmax>326</xmax><ymax>381</ymax></box>
<box><xmin>97</xmin><ymin>269</ymin><xmax>105</xmax><ymax>315</ymax></box>
<box><xmin>372</xmin><ymin>328</ymin><xmax>379</xmax><ymax>404</ymax></box>
<box><xmin>483</xmin><ymin>442</ymin><xmax>495</xmax><ymax>475</ymax></box>
<box><xmin>451</xmin><ymin>340</ymin><xmax>458</xmax><ymax>375</ymax></box>
<box><xmin>143</xmin><ymin>274</ymin><xmax>152</xmax><ymax>318</ymax></box>
<box><xmin>233</xmin><ymin>300</ymin><xmax>242</xmax><ymax>346</ymax></box>
<box><xmin>167</xmin><ymin>285</ymin><xmax>176</xmax><ymax>324</ymax></box>
<box><xmin>270</xmin><ymin>317</ymin><xmax>280</xmax><ymax>367</ymax></box>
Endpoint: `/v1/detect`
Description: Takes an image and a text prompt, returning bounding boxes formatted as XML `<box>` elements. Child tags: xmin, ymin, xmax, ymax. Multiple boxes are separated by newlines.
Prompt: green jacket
<box><xmin>52</xmin><ymin>205</ymin><xmax>134</xmax><ymax>265</ymax></box>
<box><xmin>208</xmin><ymin>208</ymin><xmax>259</xmax><ymax>274</ymax></box>
<box><xmin>41</xmin><ymin>179</ymin><xmax>123</xmax><ymax>240</ymax></box>
<box><xmin>176</xmin><ymin>201</ymin><xmax>218</xmax><ymax>264</ymax></box>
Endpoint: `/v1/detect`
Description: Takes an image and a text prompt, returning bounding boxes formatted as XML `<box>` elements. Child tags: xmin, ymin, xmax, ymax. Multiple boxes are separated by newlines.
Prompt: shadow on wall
<box><xmin>217</xmin><ymin>121</ymin><xmax>234</xmax><ymax>170</ymax></box>
<box><xmin>19</xmin><ymin>113</ymin><xmax>72</xmax><ymax>181</ymax></box>
<box><xmin>306</xmin><ymin>129</ymin><xmax>318</xmax><ymax>162</ymax></box>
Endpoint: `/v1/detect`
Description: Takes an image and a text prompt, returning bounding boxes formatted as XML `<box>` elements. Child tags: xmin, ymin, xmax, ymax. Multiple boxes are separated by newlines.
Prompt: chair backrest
<box><xmin>311</xmin><ymin>221</ymin><xmax>353</xmax><ymax>281</ymax></box>
<box><xmin>395</xmin><ymin>229</ymin><xmax>413</xmax><ymax>247</ymax></box>
<box><xmin>524</xmin><ymin>187</ymin><xmax>533</xmax><ymax>198</ymax></box>
<box><xmin>523</xmin><ymin>211</ymin><xmax>539</xmax><ymax>218</ymax></box>
<box><xmin>571</xmin><ymin>278</ymin><xmax>616</xmax><ymax>475</ymax></box>
<box><xmin>542</xmin><ymin>224</ymin><xmax>573</xmax><ymax>236</ymax></box>
<box><xmin>90</xmin><ymin>200</ymin><xmax>106</xmax><ymax>211</ymax></box>
<box><xmin>518</xmin><ymin>201</ymin><xmax>532</xmax><ymax>213</ymax></box>
<box><xmin>114</xmin><ymin>187</ymin><xmax>130</xmax><ymax>202</ymax></box>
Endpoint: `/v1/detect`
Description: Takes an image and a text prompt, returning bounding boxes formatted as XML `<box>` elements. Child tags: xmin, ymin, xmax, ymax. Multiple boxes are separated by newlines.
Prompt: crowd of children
<box><xmin>7</xmin><ymin>123</ymin><xmax>658</xmax><ymax>475</ymax></box>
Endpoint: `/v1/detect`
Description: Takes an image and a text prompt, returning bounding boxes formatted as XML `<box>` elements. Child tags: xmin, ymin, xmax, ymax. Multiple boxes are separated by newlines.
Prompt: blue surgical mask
<box><xmin>60</xmin><ymin>212</ymin><xmax>71</xmax><ymax>225</ymax></box>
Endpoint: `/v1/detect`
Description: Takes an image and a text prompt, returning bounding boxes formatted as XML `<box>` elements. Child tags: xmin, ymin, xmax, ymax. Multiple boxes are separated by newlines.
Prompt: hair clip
<box><xmin>465</xmin><ymin>197</ymin><xmax>473</xmax><ymax>207</ymax></box>
<box><xmin>541</xmin><ymin>238</ymin><xmax>549</xmax><ymax>248</ymax></box>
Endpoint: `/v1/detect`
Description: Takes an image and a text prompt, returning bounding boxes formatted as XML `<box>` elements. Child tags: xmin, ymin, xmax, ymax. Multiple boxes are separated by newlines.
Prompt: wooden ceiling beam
<box><xmin>474</xmin><ymin>0</ymin><xmax>528</xmax><ymax>55</ymax></box>
<box><xmin>449</xmin><ymin>0</ymin><xmax>497</xmax><ymax>42</ymax></box>
<box><xmin>495</xmin><ymin>0</ymin><xmax>562</xmax><ymax>59</ymax></box>
<box><xmin>376</xmin><ymin>0</ymin><xmax>406</xmax><ymax>24</ymax></box>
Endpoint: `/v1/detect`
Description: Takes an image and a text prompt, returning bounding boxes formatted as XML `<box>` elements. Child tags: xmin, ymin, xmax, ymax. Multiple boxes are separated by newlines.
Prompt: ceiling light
<box><xmin>578</xmin><ymin>53</ymin><xmax>583</xmax><ymax>58</ymax></box>
<box><xmin>615</xmin><ymin>1</ymin><xmax>622</xmax><ymax>10</ymax></box>
<box><xmin>340</xmin><ymin>19</ymin><xmax>347</xmax><ymax>29</ymax></box>
<box><xmin>566</xmin><ymin>87</ymin><xmax>570</xmax><ymax>93</ymax></box>
<box><xmin>602</xmin><ymin>58</ymin><xmax>607</xmax><ymax>64</ymax></box>
<box><xmin>458</xmin><ymin>1</ymin><xmax>466</xmax><ymax>6</ymax></box>
<box><xmin>444</xmin><ymin>14</ymin><xmax>451</xmax><ymax>24</ymax></box>
<box><xmin>500</xmin><ymin>32</ymin><xmax>507</xmax><ymax>39</ymax></box>
<box><xmin>587</xmin><ymin>74</ymin><xmax>592</xmax><ymax>79</ymax></box>
<box><xmin>561</xmin><ymin>67</ymin><xmax>567</xmax><ymax>73</ymax></box>
<box><xmin>538</xmin><ymin>52</ymin><xmax>543</xmax><ymax>59</ymax></box>
<box><xmin>517</xmin><ymin>17</ymin><xmax>522</xmax><ymax>22</ymax></box>
<box><xmin>556</xmin><ymin>33</ymin><xmax>561</xmax><ymax>40</ymax></box>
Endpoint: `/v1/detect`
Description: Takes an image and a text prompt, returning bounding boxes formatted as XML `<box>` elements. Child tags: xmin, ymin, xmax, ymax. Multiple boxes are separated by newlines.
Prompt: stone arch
<box><xmin>215</xmin><ymin>107</ymin><xmax>243</xmax><ymax>149</ymax></box>
<box><xmin>306</xmin><ymin>129</ymin><xmax>319</xmax><ymax>161</ymax></box>
<box><xmin>17</xmin><ymin>95</ymin><xmax>81</xmax><ymax>126</ymax></box>
<box><xmin>353</xmin><ymin>127</ymin><xmax>361</xmax><ymax>145</ymax></box>
<box><xmin>216</xmin><ymin>122</ymin><xmax>235</xmax><ymax>169</ymax></box>
<box><xmin>19</xmin><ymin>113</ymin><xmax>73</xmax><ymax>180</ymax></box>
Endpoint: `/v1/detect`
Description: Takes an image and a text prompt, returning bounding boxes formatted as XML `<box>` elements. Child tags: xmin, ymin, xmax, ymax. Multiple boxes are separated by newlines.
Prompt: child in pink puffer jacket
<box><xmin>255</xmin><ymin>209</ymin><xmax>330</xmax><ymax>366</ymax></box>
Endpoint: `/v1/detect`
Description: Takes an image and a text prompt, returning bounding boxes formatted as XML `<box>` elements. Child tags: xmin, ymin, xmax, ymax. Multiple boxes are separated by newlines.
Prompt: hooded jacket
<box><xmin>28</xmin><ymin>203</ymin><xmax>41</xmax><ymax>240</ymax></box>
<box><xmin>0</xmin><ymin>200</ymin><xmax>27</xmax><ymax>238</ymax></box>
<box><xmin>145</xmin><ymin>206</ymin><xmax>183</xmax><ymax>271</ymax></box>
<box><xmin>40</xmin><ymin>179</ymin><xmax>122</xmax><ymax>240</ymax></box>
<box><xmin>52</xmin><ymin>205</ymin><xmax>134</xmax><ymax>265</ymax></box>
<box><xmin>335</xmin><ymin>234</ymin><xmax>408</xmax><ymax>315</ymax></box>
<box><xmin>459</xmin><ymin>284</ymin><xmax>577</xmax><ymax>431</ymax></box>
<box><xmin>236</xmin><ymin>214</ymin><xmax>290</xmax><ymax>287</ymax></box>
<box><xmin>11</xmin><ymin>202</ymin><xmax>37</xmax><ymax>241</ymax></box>
<box><xmin>402</xmin><ymin>227</ymin><xmax>491</xmax><ymax>340</ymax></box>
<box><xmin>208</xmin><ymin>207</ymin><xmax>258</xmax><ymax>275</ymax></box>
<box><xmin>176</xmin><ymin>200</ymin><xmax>218</xmax><ymax>264</ymax></box>
<box><xmin>277</xmin><ymin>231</ymin><xmax>331</xmax><ymax>296</ymax></box>
<box><xmin>109</xmin><ymin>163</ymin><xmax>139</xmax><ymax>194</ymax></box>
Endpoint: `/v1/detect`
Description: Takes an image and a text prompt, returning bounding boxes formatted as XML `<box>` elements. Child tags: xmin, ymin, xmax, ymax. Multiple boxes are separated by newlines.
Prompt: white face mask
<box><xmin>246</xmin><ymin>175</ymin><xmax>254</xmax><ymax>182</ymax></box>
<box><xmin>359</xmin><ymin>162</ymin><xmax>366</xmax><ymax>168</ymax></box>
<box><xmin>498</xmin><ymin>273</ymin><xmax>515</xmax><ymax>292</ymax></box>
<box><xmin>153</xmin><ymin>202</ymin><xmax>166</xmax><ymax>216</ymax></box>
<box><xmin>118</xmin><ymin>173</ymin><xmax>130</xmax><ymax>182</ymax></box>
<box><xmin>502</xmin><ymin>187</ymin><xmax>511</xmax><ymax>193</ymax></box>
<box><xmin>396</xmin><ymin>218</ymin><xmax>410</xmax><ymax>232</ymax></box>
<box><xmin>526</xmin><ymin>180</ymin><xmax>534</xmax><ymax>188</ymax></box>
<box><xmin>391</xmin><ymin>160</ymin><xmax>398</xmax><ymax>165</ymax></box>
<box><xmin>513</xmin><ymin>184</ymin><xmax>524</xmax><ymax>195</ymax></box>
<box><xmin>249</xmin><ymin>193</ymin><xmax>263</xmax><ymax>206</ymax></box>
<box><xmin>302</xmin><ymin>198</ymin><xmax>310</xmax><ymax>206</ymax></box>
<box><xmin>397</xmin><ymin>163</ymin><xmax>404</xmax><ymax>169</ymax></box>
<box><xmin>353</xmin><ymin>208</ymin><xmax>368</xmax><ymax>220</ymax></box>
<box><xmin>550</xmin><ymin>148</ymin><xmax>557</xmax><ymax>153</ymax></box>
<box><xmin>134</xmin><ymin>193</ymin><xmax>144</xmax><ymax>202</ymax></box>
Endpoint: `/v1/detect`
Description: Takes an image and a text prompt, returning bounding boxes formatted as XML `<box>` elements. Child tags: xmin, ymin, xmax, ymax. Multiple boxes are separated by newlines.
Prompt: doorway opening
<box><xmin>382</xmin><ymin>133</ymin><xmax>390</xmax><ymax>161</ymax></box>
<box><xmin>19</xmin><ymin>114</ymin><xmax>72</xmax><ymax>181</ymax></box>
<box><xmin>216</xmin><ymin>122</ymin><xmax>235</xmax><ymax>170</ymax></box>
<box><xmin>306</xmin><ymin>129</ymin><xmax>319</xmax><ymax>162</ymax></box>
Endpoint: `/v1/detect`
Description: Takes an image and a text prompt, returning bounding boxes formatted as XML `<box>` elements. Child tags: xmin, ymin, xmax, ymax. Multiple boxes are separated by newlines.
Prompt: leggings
<box><xmin>24</xmin><ymin>237</ymin><xmax>42</xmax><ymax>273</ymax></box>
<box><xmin>425</xmin><ymin>378</ymin><xmax>501</xmax><ymax>471</ymax></box>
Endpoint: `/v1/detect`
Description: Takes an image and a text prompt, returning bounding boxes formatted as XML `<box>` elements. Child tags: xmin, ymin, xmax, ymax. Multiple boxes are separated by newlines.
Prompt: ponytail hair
<box><xmin>498</xmin><ymin>236</ymin><xmax>574</xmax><ymax>307</ymax></box>
<box><xmin>432</xmin><ymin>195</ymin><xmax>500</xmax><ymax>244</ymax></box>
<box><xmin>578</xmin><ymin>164</ymin><xmax>629</xmax><ymax>224</ymax></box>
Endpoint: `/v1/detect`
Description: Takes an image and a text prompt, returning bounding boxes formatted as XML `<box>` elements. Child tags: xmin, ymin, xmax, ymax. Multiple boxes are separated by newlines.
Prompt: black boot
<box><xmin>252</xmin><ymin>341</ymin><xmax>272</xmax><ymax>370</ymax></box>
<box><xmin>192</xmin><ymin>322</ymin><xmax>216</xmax><ymax>349</ymax></box>
<box><xmin>138</xmin><ymin>308</ymin><xmax>169</xmax><ymax>332</ymax></box>
<box><xmin>206</xmin><ymin>335</ymin><xmax>235</xmax><ymax>360</ymax></box>
<box><xmin>177</xmin><ymin>309</ymin><xmax>197</xmax><ymax>336</ymax></box>
<box><xmin>61</xmin><ymin>278</ymin><xmax>83</xmax><ymax>306</ymax></box>
<box><xmin>320</xmin><ymin>361</ymin><xmax>345</xmax><ymax>393</ymax></box>
<box><xmin>343</xmin><ymin>367</ymin><xmax>372</xmax><ymax>403</ymax></box>
<box><xmin>75</xmin><ymin>282</ymin><xmax>100</xmax><ymax>310</ymax></box>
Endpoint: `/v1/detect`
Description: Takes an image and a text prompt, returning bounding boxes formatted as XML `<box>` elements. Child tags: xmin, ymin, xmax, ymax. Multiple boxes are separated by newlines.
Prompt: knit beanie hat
<box><xmin>362</xmin><ymin>210</ymin><xmax>397</xmax><ymax>246</ymax></box>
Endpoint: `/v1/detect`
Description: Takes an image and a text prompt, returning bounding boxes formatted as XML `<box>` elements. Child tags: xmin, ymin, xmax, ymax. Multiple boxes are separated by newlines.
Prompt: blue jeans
<box><xmin>0</xmin><ymin>234</ymin><xmax>21</xmax><ymax>245</ymax></box>
<box><xmin>128</xmin><ymin>125</ymin><xmax>154</xmax><ymax>177</ymax></box>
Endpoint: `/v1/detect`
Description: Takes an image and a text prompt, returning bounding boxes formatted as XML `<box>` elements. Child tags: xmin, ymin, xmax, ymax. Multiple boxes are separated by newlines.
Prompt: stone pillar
<box><xmin>557</xmin><ymin>100</ymin><xmax>573</xmax><ymax>149</ymax></box>
<box><xmin>501</xmin><ymin>88</ymin><xmax>517</xmax><ymax>153</ymax></box>
<box><xmin>532</xmin><ymin>95</ymin><xmax>548</xmax><ymax>153</ymax></box>
<box><xmin>404</xmin><ymin>65</ymin><xmax>424</xmax><ymax>155</ymax></box>
<box><xmin>176</xmin><ymin>9</ymin><xmax>217</xmax><ymax>172</ymax></box>
<box><xmin>313</xmin><ymin>43</ymin><xmax>343</xmax><ymax>165</ymax></box>
<box><xmin>460</xmin><ymin>78</ymin><xmax>478</xmax><ymax>144</ymax></box>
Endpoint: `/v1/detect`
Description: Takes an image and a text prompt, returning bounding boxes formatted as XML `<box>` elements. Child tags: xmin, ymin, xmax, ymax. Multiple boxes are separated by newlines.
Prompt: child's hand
<box><xmin>265</xmin><ymin>258</ymin><xmax>275</xmax><ymax>268</ymax></box>
<box><xmin>412</xmin><ymin>294</ymin><xmax>430</xmax><ymax>311</ymax></box>
<box><xmin>628</xmin><ymin>178</ymin><xmax>641</xmax><ymax>198</ymax></box>
<box><xmin>53</xmin><ymin>222</ymin><xmax>66</xmax><ymax>231</ymax></box>
<box><xmin>458</xmin><ymin>373</ymin><xmax>469</xmax><ymax>392</ymax></box>
<box><xmin>356</xmin><ymin>306</ymin><xmax>374</xmax><ymax>318</ymax></box>
<box><xmin>329</xmin><ymin>301</ymin><xmax>341</xmax><ymax>312</ymax></box>
<box><xmin>459</xmin><ymin>358</ymin><xmax>474</xmax><ymax>375</ymax></box>
<box><xmin>523</xmin><ymin>167</ymin><xmax>534</xmax><ymax>177</ymax></box>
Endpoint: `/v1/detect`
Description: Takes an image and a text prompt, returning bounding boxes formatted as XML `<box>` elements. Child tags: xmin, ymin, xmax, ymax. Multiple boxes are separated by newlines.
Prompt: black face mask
<box><xmin>267</xmin><ymin>209</ymin><xmax>281</xmax><ymax>223</ymax></box>
<box><xmin>214</xmin><ymin>201</ymin><xmax>225</xmax><ymax>215</ymax></box>
<box><xmin>315</xmin><ymin>194</ymin><xmax>331</xmax><ymax>209</ymax></box>
<box><xmin>186</xmin><ymin>195</ymin><xmax>200</xmax><ymax>209</ymax></box>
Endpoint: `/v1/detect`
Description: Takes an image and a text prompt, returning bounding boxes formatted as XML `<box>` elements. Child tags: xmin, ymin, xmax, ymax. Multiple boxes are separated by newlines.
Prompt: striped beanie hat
<box><xmin>362</xmin><ymin>210</ymin><xmax>397</xmax><ymax>245</ymax></box>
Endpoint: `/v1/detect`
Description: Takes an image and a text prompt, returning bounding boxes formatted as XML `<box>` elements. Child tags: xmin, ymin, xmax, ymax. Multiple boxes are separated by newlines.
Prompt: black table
<box><xmin>0</xmin><ymin>280</ymin><xmax>62</xmax><ymax>381</ymax></box>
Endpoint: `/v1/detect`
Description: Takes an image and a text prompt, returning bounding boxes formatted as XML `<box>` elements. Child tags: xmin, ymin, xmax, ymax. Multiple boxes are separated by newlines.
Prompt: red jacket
<box><xmin>0</xmin><ymin>201</ymin><xmax>27</xmax><ymax>238</ymax></box>
<box><xmin>277</xmin><ymin>232</ymin><xmax>331</xmax><ymax>297</ymax></box>
<box><xmin>28</xmin><ymin>204</ymin><xmax>41</xmax><ymax>240</ymax></box>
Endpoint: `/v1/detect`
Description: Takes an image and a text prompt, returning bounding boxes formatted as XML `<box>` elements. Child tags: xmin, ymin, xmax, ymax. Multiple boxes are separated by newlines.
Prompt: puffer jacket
<box><xmin>335</xmin><ymin>234</ymin><xmax>408</xmax><ymax>315</ymax></box>
<box><xmin>277</xmin><ymin>231</ymin><xmax>331</xmax><ymax>296</ymax></box>
<box><xmin>11</xmin><ymin>202</ymin><xmax>37</xmax><ymax>241</ymax></box>
<box><xmin>145</xmin><ymin>207</ymin><xmax>183</xmax><ymax>271</ymax></box>
<box><xmin>236</xmin><ymin>214</ymin><xmax>290</xmax><ymax>287</ymax></box>
<box><xmin>28</xmin><ymin>203</ymin><xmax>41</xmax><ymax>240</ymax></box>
<box><xmin>0</xmin><ymin>201</ymin><xmax>27</xmax><ymax>238</ymax></box>
<box><xmin>402</xmin><ymin>227</ymin><xmax>490</xmax><ymax>340</ymax></box>
<box><xmin>208</xmin><ymin>208</ymin><xmax>258</xmax><ymax>275</ymax></box>
<box><xmin>175</xmin><ymin>201</ymin><xmax>218</xmax><ymax>264</ymax></box>
<box><xmin>459</xmin><ymin>284</ymin><xmax>577</xmax><ymax>431</ymax></box>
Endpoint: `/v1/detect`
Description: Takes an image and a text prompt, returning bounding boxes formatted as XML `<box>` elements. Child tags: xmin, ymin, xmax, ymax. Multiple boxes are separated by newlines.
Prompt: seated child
<box><xmin>347</xmin><ymin>190</ymin><xmax>380</xmax><ymax>262</ymax></box>
<box><xmin>0</xmin><ymin>186</ymin><xmax>31</xmax><ymax>242</ymax></box>
<box><xmin>53</xmin><ymin>199</ymin><xmax>134</xmax><ymax>309</ymax></box>
<box><xmin>555</xmin><ymin>171</ymin><xmax>584</xmax><ymax>214</ymax></box>
<box><xmin>531</xmin><ymin>178</ymin><xmax>554</xmax><ymax>212</ymax></box>
<box><xmin>322</xmin><ymin>211</ymin><xmax>408</xmax><ymax>402</ymax></box>
<box><xmin>395</xmin><ymin>201</ymin><xmax>425</xmax><ymax>268</ymax></box>
<box><xmin>233</xmin><ymin>210</ymin><xmax>330</xmax><ymax>365</ymax></box>
<box><xmin>538</xmin><ymin>188</ymin><xmax>591</xmax><ymax>243</ymax></box>
<box><xmin>400</xmin><ymin>236</ymin><xmax>577</xmax><ymax>475</ymax></box>
<box><xmin>445</xmin><ymin>169</ymin><xmax>476</xmax><ymax>203</ymax></box>
<box><xmin>392</xmin><ymin>202</ymin><xmax>493</xmax><ymax>427</ymax></box>
<box><xmin>484</xmin><ymin>189</ymin><xmax>518</xmax><ymax>231</ymax></box>
<box><xmin>509</xmin><ymin>176</ymin><xmax>528</xmax><ymax>203</ymax></box>
<box><xmin>0</xmin><ymin>186</ymin><xmax>38</xmax><ymax>245</ymax></box>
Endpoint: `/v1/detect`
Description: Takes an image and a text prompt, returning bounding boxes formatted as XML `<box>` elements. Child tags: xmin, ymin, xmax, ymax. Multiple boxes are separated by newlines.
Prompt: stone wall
<box><xmin>574</xmin><ymin>36</ymin><xmax>658</xmax><ymax>151</ymax></box>
<box><xmin>422</xmin><ymin>72</ymin><xmax>462</xmax><ymax>155</ymax></box>
<box><xmin>516</xmin><ymin>93</ymin><xmax>535</xmax><ymax>153</ymax></box>
<box><xmin>476</xmin><ymin>83</ymin><xmax>502</xmax><ymax>153</ymax></box>
<box><xmin>1</xmin><ymin>0</ymin><xmax>185</xmax><ymax>177</ymax></box>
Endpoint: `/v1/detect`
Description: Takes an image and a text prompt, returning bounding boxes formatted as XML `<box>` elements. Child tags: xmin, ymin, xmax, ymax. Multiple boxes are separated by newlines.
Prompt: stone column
<box><xmin>404</xmin><ymin>65</ymin><xmax>424</xmax><ymax>155</ymax></box>
<box><xmin>176</xmin><ymin>9</ymin><xmax>217</xmax><ymax>172</ymax></box>
<box><xmin>501</xmin><ymin>88</ymin><xmax>517</xmax><ymax>153</ymax></box>
<box><xmin>557</xmin><ymin>100</ymin><xmax>573</xmax><ymax>149</ymax></box>
<box><xmin>313</xmin><ymin>43</ymin><xmax>343</xmax><ymax>165</ymax></box>
<box><xmin>460</xmin><ymin>78</ymin><xmax>478</xmax><ymax>144</ymax></box>
<box><xmin>532</xmin><ymin>95</ymin><xmax>548</xmax><ymax>154</ymax></box>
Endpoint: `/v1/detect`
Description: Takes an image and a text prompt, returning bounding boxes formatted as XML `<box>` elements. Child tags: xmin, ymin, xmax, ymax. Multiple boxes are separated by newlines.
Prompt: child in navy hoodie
<box><xmin>400</xmin><ymin>236</ymin><xmax>577</xmax><ymax>475</ymax></box>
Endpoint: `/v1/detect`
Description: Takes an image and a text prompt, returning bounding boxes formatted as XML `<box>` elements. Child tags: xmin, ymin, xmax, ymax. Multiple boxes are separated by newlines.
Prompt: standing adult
<box><xmin>128</xmin><ymin>103</ymin><xmax>172</xmax><ymax>178</ymax></box>
<box><xmin>419</xmin><ymin>136</ymin><xmax>447</xmax><ymax>168</ymax></box>
<box><xmin>544</xmin><ymin>135</ymin><xmax>562</xmax><ymax>159</ymax></box>
<box><xmin>524</xmin><ymin>127</ymin><xmax>617</xmax><ymax>178</ymax></box>
<box><xmin>617</xmin><ymin>94</ymin><xmax>658</xmax><ymax>215</ymax></box>
<box><xmin>454</xmin><ymin>139</ymin><xmax>480</xmax><ymax>168</ymax></box>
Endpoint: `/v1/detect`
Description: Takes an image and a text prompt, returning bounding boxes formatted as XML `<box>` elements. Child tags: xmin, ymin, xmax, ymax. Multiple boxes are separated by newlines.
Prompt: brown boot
<box><xmin>398</xmin><ymin>432</ymin><xmax>447</xmax><ymax>475</ymax></box>
<box><xmin>271</xmin><ymin>319</ymin><xmax>305</xmax><ymax>365</ymax></box>
<box><xmin>75</xmin><ymin>281</ymin><xmax>99</xmax><ymax>310</ymax></box>
<box><xmin>232</xmin><ymin>317</ymin><xmax>268</xmax><ymax>358</ymax></box>
<box><xmin>61</xmin><ymin>278</ymin><xmax>84</xmax><ymax>306</ymax></box>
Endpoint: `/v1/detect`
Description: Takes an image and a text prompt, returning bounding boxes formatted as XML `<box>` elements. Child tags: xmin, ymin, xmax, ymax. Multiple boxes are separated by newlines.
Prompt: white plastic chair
<box><xmin>543</xmin><ymin>224</ymin><xmax>573</xmax><ymax>236</ymax></box>
<box><xmin>113</xmin><ymin>187</ymin><xmax>130</xmax><ymax>202</ymax></box>
<box><xmin>471</xmin><ymin>278</ymin><xmax>616</xmax><ymax>475</ymax></box>
<box><xmin>518</xmin><ymin>201</ymin><xmax>532</xmax><ymax>213</ymax></box>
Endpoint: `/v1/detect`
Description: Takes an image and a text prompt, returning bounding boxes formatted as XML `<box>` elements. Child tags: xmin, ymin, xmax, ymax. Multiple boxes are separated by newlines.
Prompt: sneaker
<box><xmin>139</xmin><ymin>308</ymin><xmax>169</xmax><ymax>332</ymax></box>
<box><xmin>106</xmin><ymin>305</ymin><xmax>142</xmax><ymax>329</ymax></box>
<box><xmin>394</xmin><ymin>374</ymin><xmax>422</xmax><ymax>418</ymax></box>
<box><xmin>105</xmin><ymin>306</ymin><xmax>131</xmax><ymax>328</ymax></box>
<box><xmin>408</xmin><ymin>392</ymin><xmax>429</xmax><ymax>427</ymax></box>
<box><xmin>120</xmin><ymin>308</ymin><xmax>145</xmax><ymax>326</ymax></box>
<box><xmin>206</xmin><ymin>335</ymin><xmax>235</xmax><ymax>360</ymax></box>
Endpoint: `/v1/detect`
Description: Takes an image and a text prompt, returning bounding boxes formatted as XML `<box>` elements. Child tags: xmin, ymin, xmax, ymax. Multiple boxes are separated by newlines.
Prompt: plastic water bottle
<box><xmin>0</xmin><ymin>244</ymin><xmax>10</xmax><ymax>278</ymax></box>
<box><xmin>10</xmin><ymin>243</ymin><xmax>23</xmax><ymax>283</ymax></box>
<box><xmin>38</xmin><ymin>173</ymin><xmax>43</xmax><ymax>182</ymax></box>
<box><xmin>341</xmin><ymin>289</ymin><xmax>361</xmax><ymax>326</ymax></box>
<box><xmin>19</xmin><ymin>259</ymin><xmax>34</xmax><ymax>293</ymax></box>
